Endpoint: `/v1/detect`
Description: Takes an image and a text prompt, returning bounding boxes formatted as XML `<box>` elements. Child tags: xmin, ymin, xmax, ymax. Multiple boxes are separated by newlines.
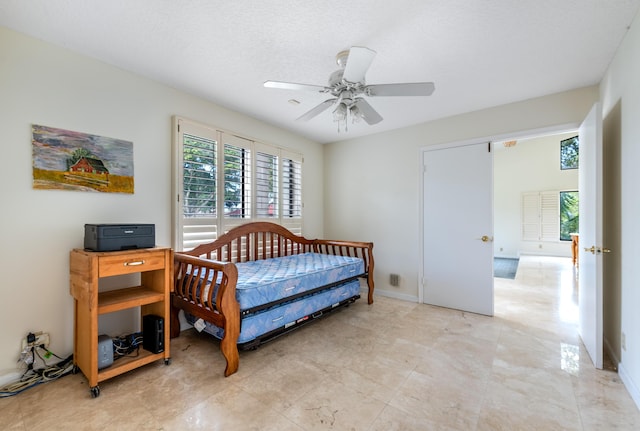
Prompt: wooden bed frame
<box><xmin>170</xmin><ymin>222</ymin><xmax>374</xmax><ymax>376</ymax></box>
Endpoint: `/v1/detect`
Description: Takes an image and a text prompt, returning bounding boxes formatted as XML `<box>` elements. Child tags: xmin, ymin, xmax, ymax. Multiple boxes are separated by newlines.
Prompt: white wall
<box><xmin>493</xmin><ymin>132</ymin><xmax>579</xmax><ymax>258</ymax></box>
<box><xmin>324</xmin><ymin>86</ymin><xmax>597</xmax><ymax>302</ymax></box>
<box><xmin>600</xmin><ymin>7</ymin><xmax>640</xmax><ymax>409</ymax></box>
<box><xmin>0</xmin><ymin>27</ymin><xmax>324</xmax><ymax>376</ymax></box>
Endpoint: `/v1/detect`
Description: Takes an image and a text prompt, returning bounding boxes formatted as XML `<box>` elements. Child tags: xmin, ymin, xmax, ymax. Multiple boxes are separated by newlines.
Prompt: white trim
<box><xmin>369</xmin><ymin>288</ymin><xmax>419</xmax><ymax>303</ymax></box>
<box><xmin>619</xmin><ymin>361</ymin><xmax>640</xmax><ymax>411</ymax></box>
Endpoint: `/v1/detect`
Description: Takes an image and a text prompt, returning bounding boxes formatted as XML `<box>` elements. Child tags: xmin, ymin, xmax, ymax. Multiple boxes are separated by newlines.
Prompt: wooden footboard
<box><xmin>314</xmin><ymin>239</ymin><xmax>375</xmax><ymax>304</ymax></box>
<box><xmin>171</xmin><ymin>254</ymin><xmax>240</xmax><ymax>377</ymax></box>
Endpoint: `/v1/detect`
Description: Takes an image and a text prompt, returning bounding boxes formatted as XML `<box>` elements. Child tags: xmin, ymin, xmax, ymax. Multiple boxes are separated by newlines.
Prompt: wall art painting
<box><xmin>32</xmin><ymin>124</ymin><xmax>134</xmax><ymax>194</ymax></box>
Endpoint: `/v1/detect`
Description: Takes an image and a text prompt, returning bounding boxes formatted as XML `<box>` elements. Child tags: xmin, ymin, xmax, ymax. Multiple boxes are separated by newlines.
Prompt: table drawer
<box><xmin>98</xmin><ymin>250</ymin><xmax>166</xmax><ymax>277</ymax></box>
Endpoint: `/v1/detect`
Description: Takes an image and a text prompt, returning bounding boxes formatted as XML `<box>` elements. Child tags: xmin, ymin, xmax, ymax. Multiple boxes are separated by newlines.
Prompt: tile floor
<box><xmin>2</xmin><ymin>255</ymin><xmax>639</xmax><ymax>430</ymax></box>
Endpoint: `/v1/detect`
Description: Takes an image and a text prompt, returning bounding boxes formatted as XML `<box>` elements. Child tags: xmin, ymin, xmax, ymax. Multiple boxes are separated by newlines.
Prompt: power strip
<box><xmin>21</xmin><ymin>332</ymin><xmax>50</xmax><ymax>350</ymax></box>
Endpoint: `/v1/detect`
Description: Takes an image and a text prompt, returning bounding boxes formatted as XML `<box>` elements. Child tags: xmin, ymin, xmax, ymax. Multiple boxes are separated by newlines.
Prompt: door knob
<box><xmin>479</xmin><ymin>235</ymin><xmax>492</xmax><ymax>242</ymax></box>
<box><xmin>584</xmin><ymin>246</ymin><xmax>612</xmax><ymax>254</ymax></box>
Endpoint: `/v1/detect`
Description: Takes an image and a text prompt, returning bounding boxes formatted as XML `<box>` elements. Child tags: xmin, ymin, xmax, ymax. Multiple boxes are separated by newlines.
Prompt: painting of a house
<box><xmin>67</xmin><ymin>156</ymin><xmax>110</xmax><ymax>187</ymax></box>
<box><xmin>32</xmin><ymin>124</ymin><xmax>133</xmax><ymax>193</ymax></box>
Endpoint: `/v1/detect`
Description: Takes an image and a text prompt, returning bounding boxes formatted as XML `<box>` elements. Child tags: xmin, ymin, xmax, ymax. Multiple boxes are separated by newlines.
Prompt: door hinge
<box><xmin>488</xmin><ymin>142</ymin><xmax>491</xmax><ymax>152</ymax></box>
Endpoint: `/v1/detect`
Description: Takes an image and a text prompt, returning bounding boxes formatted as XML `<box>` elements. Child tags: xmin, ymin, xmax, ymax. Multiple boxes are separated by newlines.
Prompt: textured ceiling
<box><xmin>1</xmin><ymin>0</ymin><xmax>639</xmax><ymax>143</ymax></box>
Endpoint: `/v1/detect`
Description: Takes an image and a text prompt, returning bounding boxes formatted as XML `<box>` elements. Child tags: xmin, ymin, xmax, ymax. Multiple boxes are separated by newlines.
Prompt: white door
<box><xmin>422</xmin><ymin>142</ymin><xmax>494</xmax><ymax>316</ymax></box>
<box><xmin>578</xmin><ymin>103</ymin><xmax>604</xmax><ymax>369</ymax></box>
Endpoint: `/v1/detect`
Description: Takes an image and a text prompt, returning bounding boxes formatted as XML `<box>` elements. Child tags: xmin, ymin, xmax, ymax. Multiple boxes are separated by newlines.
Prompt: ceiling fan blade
<box><xmin>264</xmin><ymin>80</ymin><xmax>329</xmax><ymax>92</ymax></box>
<box><xmin>354</xmin><ymin>98</ymin><xmax>383</xmax><ymax>125</ymax></box>
<box><xmin>366</xmin><ymin>82</ymin><xmax>435</xmax><ymax>97</ymax></box>
<box><xmin>296</xmin><ymin>99</ymin><xmax>336</xmax><ymax>121</ymax></box>
<box><xmin>343</xmin><ymin>46</ymin><xmax>376</xmax><ymax>83</ymax></box>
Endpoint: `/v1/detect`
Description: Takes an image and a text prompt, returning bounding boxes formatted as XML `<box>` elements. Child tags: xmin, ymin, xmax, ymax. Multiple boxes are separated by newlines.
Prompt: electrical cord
<box><xmin>112</xmin><ymin>332</ymin><xmax>143</xmax><ymax>360</ymax></box>
<box><xmin>1</xmin><ymin>331</ymin><xmax>144</xmax><ymax>396</ymax></box>
<box><xmin>0</xmin><ymin>345</ymin><xmax>74</xmax><ymax>398</ymax></box>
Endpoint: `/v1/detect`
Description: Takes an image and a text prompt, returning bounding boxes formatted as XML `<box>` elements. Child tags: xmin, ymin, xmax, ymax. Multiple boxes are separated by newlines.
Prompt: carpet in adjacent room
<box><xmin>494</xmin><ymin>257</ymin><xmax>519</xmax><ymax>279</ymax></box>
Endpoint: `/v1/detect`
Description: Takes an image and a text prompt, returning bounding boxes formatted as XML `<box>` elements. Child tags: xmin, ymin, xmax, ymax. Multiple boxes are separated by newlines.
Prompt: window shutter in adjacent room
<box><xmin>521</xmin><ymin>191</ymin><xmax>560</xmax><ymax>242</ymax></box>
<box><xmin>522</xmin><ymin>192</ymin><xmax>540</xmax><ymax>241</ymax></box>
<box><xmin>540</xmin><ymin>191</ymin><xmax>560</xmax><ymax>241</ymax></box>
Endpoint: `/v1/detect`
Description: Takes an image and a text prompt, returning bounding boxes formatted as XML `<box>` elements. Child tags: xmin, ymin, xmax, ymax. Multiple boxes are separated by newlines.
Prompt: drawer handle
<box><xmin>124</xmin><ymin>260</ymin><xmax>145</xmax><ymax>266</ymax></box>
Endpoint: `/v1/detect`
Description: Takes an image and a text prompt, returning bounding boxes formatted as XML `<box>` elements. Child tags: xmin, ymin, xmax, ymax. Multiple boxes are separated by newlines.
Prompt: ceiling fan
<box><xmin>264</xmin><ymin>46</ymin><xmax>435</xmax><ymax>131</ymax></box>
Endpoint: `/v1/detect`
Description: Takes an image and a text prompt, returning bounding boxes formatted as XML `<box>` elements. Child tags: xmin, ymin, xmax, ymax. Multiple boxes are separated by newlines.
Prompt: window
<box><xmin>559</xmin><ymin>191</ymin><xmax>579</xmax><ymax>241</ymax></box>
<box><xmin>173</xmin><ymin>117</ymin><xmax>303</xmax><ymax>250</ymax></box>
<box><xmin>182</xmin><ymin>133</ymin><xmax>217</xmax><ymax>219</ymax></box>
<box><xmin>561</xmin><ymin>135</ymin><xmax>579</xmax><ymax>170</ymax></box>
<box><xmin>522</xmin><ymin>190</ymin><xmax>578</xmax><ymax>242</ymax></box>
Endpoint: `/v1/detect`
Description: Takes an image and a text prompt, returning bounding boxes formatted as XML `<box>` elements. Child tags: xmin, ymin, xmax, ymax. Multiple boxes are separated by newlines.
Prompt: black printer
<box><xmin>84</xmin><ymin>224</ymin><xmax>155</xmax><ymax>252</ymax></box>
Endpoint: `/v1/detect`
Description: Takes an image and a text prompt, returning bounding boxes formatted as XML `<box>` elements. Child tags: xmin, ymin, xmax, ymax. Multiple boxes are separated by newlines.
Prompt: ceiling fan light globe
<box><xmin>332</xmin><ymin>103</ymin><xmax>348</xmax><ymax>122</ymax></box>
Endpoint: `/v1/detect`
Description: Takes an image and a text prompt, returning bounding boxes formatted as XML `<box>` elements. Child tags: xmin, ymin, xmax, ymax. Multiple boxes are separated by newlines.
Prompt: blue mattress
<box><xmin>192</xmin><ymin>252</ymin><xmax>364</xmax><ymax>313</ymax></box>
<box><xmin>187</xmin><ymin>279</ymin><xmax>361</xmax><ymax>344</ymax></box>
<box><xmin>182</xmin><ymin>252</ymin><xmax>365</xmax><ymax>345</ymax></box>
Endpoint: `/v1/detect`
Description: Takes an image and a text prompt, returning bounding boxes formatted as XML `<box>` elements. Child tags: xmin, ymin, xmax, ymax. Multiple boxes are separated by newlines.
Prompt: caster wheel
<box><xmin>72</xmin><ymin>365</ymin><xmax>78</xmax><ymax>375</ymax></box>
<box><xmin>90</xmin><ymin>386</ymin><xmax>100</xmax><ymax>398</ymax></box>
<box><xmin>164</xmin><ymin>358</ymin><xmax>172</xmax><ymax>365</ymax></box>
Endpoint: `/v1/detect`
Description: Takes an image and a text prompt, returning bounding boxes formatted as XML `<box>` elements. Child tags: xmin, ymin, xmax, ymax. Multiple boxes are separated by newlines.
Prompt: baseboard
<box><xmin>366</xmin><ymin>288</ymin><xmax>418</xmax><ymax>303</ymax></box>
<box><xmin>604</xmin><ymin>336</ymin><xmax>620</xmax><ymax>368</ymax></box>
<box><xmin>0</xmin><ymin>370</ymin><xmax>22</xmax><ymax>388</ymax></box>
<box><xmin>618</xmin><ymin>362</ymin><xmax>640</xmax><ymax>411</ymax></box>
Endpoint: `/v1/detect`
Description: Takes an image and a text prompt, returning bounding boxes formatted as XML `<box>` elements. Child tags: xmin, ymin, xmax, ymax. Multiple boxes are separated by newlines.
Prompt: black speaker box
<box><xmin>143</xmin><ymin>314</ymin><xmax>164</xmax><ymax>354</ymax></box>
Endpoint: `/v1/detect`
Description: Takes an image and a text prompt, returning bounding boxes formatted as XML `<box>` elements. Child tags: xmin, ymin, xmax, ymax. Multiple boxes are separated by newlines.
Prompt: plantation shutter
<box><xmin>281</xmin><ymin>150</ymin><xmax>303</xmax><ymax>235</ymax></box>
<box><xmin>522</xmin><ymin>191</ymin><xmax>559</xmax><ymax>241</ymax></box>
<box><xmin>222</xmin><ymin>133</ymin><xmax>252</xmax><ymax>231</ymax></box>
<box><xmin>540</xmin><ymin>191</ymin><xmax>559</xmax><ymax>241</ymax></box>
<box><xmin>522</xmin><ymin>192</ymin><xmax>540</xmax><ymax>241</ymax></box>
<box><xmin>173</xmin><ymin>116</ymin><xmax>305</xmax><ymax>250</ymax></box>
<box><xmin>254</xmin><ymin>142</ymin><xmax>278</xmax><ymax>220</ymax></box>
<box><xmin>176</xmin><ymin>119</ymin><xmax>219</xmax><ymax>251</ymax></box>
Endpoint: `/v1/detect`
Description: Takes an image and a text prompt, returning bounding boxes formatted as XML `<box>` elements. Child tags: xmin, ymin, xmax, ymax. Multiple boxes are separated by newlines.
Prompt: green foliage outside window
<box><xmin>560</xmin><ymin>191</ymin><xmax>579</xmax><ymax>241</ymax></box>
<box><xmin>183</xmin><ymin>135</ymin><xmax>217</xmax><ymax>217</ymax></box>
<box><xmin>561</xmin><ymin>136</ymin><xmax>579</xmax><ymax>170</ymax></box>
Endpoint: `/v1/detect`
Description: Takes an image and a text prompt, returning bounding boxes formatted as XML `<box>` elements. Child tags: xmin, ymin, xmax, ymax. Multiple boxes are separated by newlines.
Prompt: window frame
<box><xmin>173</xmin><ymin>116</ymin><xmax>303</xmax><ymax>251</ymax></box>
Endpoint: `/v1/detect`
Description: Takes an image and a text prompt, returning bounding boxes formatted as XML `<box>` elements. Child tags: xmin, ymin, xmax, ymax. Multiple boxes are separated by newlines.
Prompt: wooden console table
<box><xmin>69</xmin><ymin>247</ymin><xmax>172</xmax><ymax>397</ymax></box>
<box><xmin>570</xmin><ymin>233</ymin><xmax>579</xmax><ymax>266</ymax></box>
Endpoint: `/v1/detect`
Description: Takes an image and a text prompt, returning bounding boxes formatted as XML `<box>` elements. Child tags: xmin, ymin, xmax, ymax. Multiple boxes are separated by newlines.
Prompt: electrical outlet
<box><xmin>21</xmin><ymin>332</ymin><xmax>50</xmax><ymax>350</ymax></box>
<box><xmin>622</xmin><ymin>332</ymin><xmax>626</xmax><ymax>350</ymax></box>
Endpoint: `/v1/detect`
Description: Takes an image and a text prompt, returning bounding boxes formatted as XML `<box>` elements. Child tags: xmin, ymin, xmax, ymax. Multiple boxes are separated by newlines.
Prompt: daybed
<box><xmin>170</xmin><ymin>222</ymin><xmax>374</xmax><ymax>376</ymax></box>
